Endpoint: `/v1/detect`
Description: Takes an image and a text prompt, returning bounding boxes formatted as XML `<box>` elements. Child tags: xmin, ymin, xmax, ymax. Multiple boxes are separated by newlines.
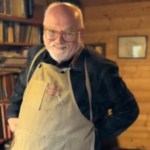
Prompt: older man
<box><xmin>7</xmin><ymin>2</ymin><xmax>139</xmax><ymax>150</ymax></box>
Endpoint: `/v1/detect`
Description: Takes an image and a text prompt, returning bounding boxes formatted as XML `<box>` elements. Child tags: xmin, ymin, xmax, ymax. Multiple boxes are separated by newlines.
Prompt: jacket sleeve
<box><xmin>96</xmin><ymin>62</ymin><xmax>139</xmax><ymax>140</ymax></box>
<box><xmin>6</xmin><ymin>45</ymin><xmax>43</xmax><ymax>119</ymax></box>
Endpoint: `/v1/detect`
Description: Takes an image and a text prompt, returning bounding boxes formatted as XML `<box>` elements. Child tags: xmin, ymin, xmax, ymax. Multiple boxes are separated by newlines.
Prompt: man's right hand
<box><xmin>8</xmin><ymin>118</ymin><xmax>18</xmax><ymax>132</ymax></box>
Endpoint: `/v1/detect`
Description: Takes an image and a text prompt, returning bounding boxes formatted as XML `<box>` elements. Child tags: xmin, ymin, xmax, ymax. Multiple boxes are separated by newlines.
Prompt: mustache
<box><xmin>50</xmin><ymin>43</ymin><xmax>67</xmax><ymax>48</ymax></box>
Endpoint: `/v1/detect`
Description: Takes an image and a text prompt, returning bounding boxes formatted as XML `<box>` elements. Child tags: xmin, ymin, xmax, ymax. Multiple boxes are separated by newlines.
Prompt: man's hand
<box><xmin>8</xmin><ymin>118</ymin><xmax>18</xmax><ymax>132</ymax></box>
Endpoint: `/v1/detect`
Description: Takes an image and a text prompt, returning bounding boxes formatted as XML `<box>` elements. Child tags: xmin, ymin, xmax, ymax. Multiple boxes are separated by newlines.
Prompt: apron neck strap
<box><xmin>26</xmin><ymin>46</ymin><xmax>46</xmax><ymax>83</ymax></box>
<box><xmin>84</xmin><ymin>58</ymin><xmax>93</xmax><ymax>122</ymax></box>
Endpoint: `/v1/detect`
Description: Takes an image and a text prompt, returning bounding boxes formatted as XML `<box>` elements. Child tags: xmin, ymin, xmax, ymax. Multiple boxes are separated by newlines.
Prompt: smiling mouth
<box><xmin>54</xmin><ymin>45</ymin><xmax>66</xmax><ymax>50</ymax></box>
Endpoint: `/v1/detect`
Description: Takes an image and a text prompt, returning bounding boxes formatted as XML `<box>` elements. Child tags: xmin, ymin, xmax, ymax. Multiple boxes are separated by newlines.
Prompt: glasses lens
<box><xmin>45</xmin><ymin>30</ymin><xmax>58</xmax><ymax>40</ymax></box>
<box><xmin>44</xmin><ymin>28</ymin><xmax>78</xmax><ymax>42</ymax></box>
<box><xmin>62</xmin><ymin>32</ymin><xmax>76</xmax><ymax>42</ymax></box>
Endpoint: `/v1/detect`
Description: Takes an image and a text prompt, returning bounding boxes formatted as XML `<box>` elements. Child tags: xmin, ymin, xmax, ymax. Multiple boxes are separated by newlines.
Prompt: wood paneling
<box><xmin>82</xmin><ymin>0</ymin><xmax>150</xmax><ymax>7</ymax></box>
<box><xmin>124</xmin><ymin>79</ymin><xmax>150</xmax><ymax>90</ymax></box>
<box><xmin>119</xmin><ymin>66</ymin><xmax>150</xmax><ymax>78</ymax></box>
<box><xmin>83</xmin><ymin>1</ymin><xmax>150</xmax><ymax>149</ymax></box>
<box><xmin>84</xmin><ymin>2</ymin><xmax>150</xmax><ymax>33</ymax></box>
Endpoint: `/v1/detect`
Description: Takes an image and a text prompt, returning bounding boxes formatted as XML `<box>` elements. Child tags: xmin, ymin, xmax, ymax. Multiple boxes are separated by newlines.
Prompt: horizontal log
<box><xmin>132</xmin><ymin>90</ymin><xmax>150</xmax><ymax>102</ymax></box>
<box><xmin>133</xmin><ymin>114</ymin><xmax>150</xmax><ymax>127</ymax></box>
<box><xmin>84</xmin><ymin>26</ymin><xmax>150</xmax><ymax>35</ymax></box>
<box><xmin>119</xmin><ymin>130</ymin><xmax>150</xmax><ymax>138</ymax></box>
<box><xmin>118</xmin><ymin>114</ymin><xmax>150</xmax><ymax>149</ymax></box>
<box><xmin>119</xmin><ymin>66</ymin><xmax>150</xmax><ymax>78</ymax></box>
<box><xmin>82</xmin><ymin>0</ymin><xmax>150</xmax><ymax>7</ymax></box>
<box><xmin>118</xmin><ymin>136</ymin><xmax>150</xmax><ymax>149</ymax></box>
<box><xmin>85</xmin><ymin>16</ymin><xmax>150</xmax><ymax>32</ymax></box>
<box><xmin>122</xmin><ymin>78</ymin><xmax>150</xmax><ymax>90</ymax></box>
<box><xmin>117</xmin><ymin>60</ymin><xmax>150</xmax><ymax>66</ymax></box>
<box><xmin>137</xmin><ymin>102</ymin><xmax>150</xmax><ymax>114</ymax></box>
<box><xmin>84</xmin><ymin>2</ymin><xmax>150</xmax><ymax>20</ymax></box>
<box><xmin>130</xmin><ymin>113</ymin><xmax>150</xmax><ymax>124</ymax></box>
<box><xmin>126</xmin><ymin>126</ymin><xmax>150</xmax><ymax>132</ymax></box>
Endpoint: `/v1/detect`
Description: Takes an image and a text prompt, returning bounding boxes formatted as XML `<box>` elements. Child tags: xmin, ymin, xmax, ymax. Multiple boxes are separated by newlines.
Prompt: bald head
<box><xmin>43</xmin><ymin>2</ymin><xmax>84</xmax><ymax>63</ymax></box>
<box><xmin>43</xmin><ymin>2</ymin><xmax>84</xmax><ymax>29</ymax></box>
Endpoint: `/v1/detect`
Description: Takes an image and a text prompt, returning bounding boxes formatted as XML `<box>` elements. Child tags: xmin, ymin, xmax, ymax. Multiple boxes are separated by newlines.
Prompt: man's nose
<box><xmin>55</xmin><ymin>33</ymin><xmax>64</xmax><ymax>42</ymax></box>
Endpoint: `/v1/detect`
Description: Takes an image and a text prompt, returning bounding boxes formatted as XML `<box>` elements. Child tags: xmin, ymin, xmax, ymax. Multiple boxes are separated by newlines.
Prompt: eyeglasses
<box><xmin>44</xmin><ymin>27</ymin><xmax>80</xmax><ymax>42</ymax></box>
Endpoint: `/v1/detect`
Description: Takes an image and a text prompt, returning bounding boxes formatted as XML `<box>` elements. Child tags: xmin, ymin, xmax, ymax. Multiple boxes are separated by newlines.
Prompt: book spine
<box><xmin>25</xmin><ymin>0</ymin><xmax>33</xmax><ymax>18</ymax></box>
<box><xmin>0</xmin><ymin>104</ymin><xmax>13</xmax><ymax>140</ymax></box>
<box><xmin>0</xmin><ymin>105</ymin><xmax>4</xmax><ymax>139</ymax></box>
<box><xmin>0</xmin><ymin>0</ymin><xmax>5</xmax><ymax>14</ymax></box>
<box><xmin>1</xmin><ymin>104</ymin><xmax>6</xmax><ymax>139</ymax></box>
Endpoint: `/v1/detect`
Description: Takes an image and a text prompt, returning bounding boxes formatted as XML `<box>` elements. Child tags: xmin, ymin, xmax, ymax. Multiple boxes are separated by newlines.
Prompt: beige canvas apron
<box><xmin>11</xmin><ymin>49</ymin><xmax>95</xmax><ymax>150</ymax></box>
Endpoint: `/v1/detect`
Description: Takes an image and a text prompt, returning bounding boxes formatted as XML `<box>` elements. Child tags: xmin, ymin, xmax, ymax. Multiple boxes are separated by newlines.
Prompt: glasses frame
<box><xmin>43</xmin><ymin>26</ymin><xmax>81</xmax><ymax>42</ymax></box>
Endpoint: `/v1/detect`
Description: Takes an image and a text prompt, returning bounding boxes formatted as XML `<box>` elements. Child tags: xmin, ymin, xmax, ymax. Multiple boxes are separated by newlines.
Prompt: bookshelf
<box><xmin>0</xmin><ymin>0</ymin><xmax>44</xmax><ymax>96</ymax></box>
<box><xmin>0</xmin><ymin>17</ymin><xmax>42</xmax><ymax>45</ymax></box>
<box><xmin>0</xmin><ymin>47</ymin><xmax>28</xmax><ymax>147</ymax></box>
<box><xmin>0</xmin><ymin>0</ymin><xmax>44</xmax><ymax>145</ymax></box>
<box><xmin>0</xmin><ymin>15</ymin><xmax>42</xmax><ymax>102</ymax></box>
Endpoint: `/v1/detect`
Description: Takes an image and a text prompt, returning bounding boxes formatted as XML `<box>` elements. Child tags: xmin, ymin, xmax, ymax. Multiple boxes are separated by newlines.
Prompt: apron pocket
<box><xmin>22</xmin><ymin>80</ymin><xmax>48</xmax><ymax>110</ymax></box>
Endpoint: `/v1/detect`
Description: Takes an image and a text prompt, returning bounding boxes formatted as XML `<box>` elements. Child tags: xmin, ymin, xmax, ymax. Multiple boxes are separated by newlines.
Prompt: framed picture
<box><xmin>117</xmin><ymin>36</ymin><xmax>148</xmax><ymax>58</ymax></box>
<box><xmin>86</xmin><ymin>43</ymin><xmax>106</xmax><ymax>57</ymax></box>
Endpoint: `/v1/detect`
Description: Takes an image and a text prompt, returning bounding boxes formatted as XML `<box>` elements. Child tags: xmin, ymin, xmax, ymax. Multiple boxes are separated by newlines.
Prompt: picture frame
<box><xmin>117</xmin><ymin>36</ymin><xmax>148</xmax><ymax>58</ymax></box>
<box><xmin>86</xmin><ymin>43</ymin><xmax>106</xmax><ymax>57</ymax></box>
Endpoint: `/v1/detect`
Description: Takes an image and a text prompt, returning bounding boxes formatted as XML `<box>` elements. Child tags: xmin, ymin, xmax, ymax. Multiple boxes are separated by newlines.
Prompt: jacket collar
<box><xmin>70</xmin><ymin>47</ymin><xmax>87</xmax><ymax>72</ymax></box>
<box><xmin>43</xmin><ymin>46</ymin><xmax>88</xmax><ymax>73</ymax></box>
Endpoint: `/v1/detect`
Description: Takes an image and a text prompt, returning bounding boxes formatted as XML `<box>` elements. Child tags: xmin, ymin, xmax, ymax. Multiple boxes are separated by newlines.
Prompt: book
<box><xmin>0</xmin><ymin>0</ymin><xmax>5</xmax><ymax>14</ymax></box>
<box><xmin>0</xmin><ymin>76</ymin><xmax>6</xmax><ymax>100</ymax></box>
<box><xmin>11</xmin><ymin>0</ymin><xmax>26</xmax><ymax>18</ymax></box>
<box><xmin>0</xmin><ymin>57</ymin><xmax>26</xmax><ymax>68</ymax></box>
<box><xmin>0</xmin><ymin>106</ymin><xmax>4</xmax><ymax>139</ymax></box>
<box><xmin>5</xmin><ymin>0</ymin><xmax>11</xmax><ymax>15</ymax></box>
<box><xmin>24</xmin><ymin>0</ymin><xmax>33</xmax><ymax>18</ymax></box>
<box><xmin>0</xmin><ymin>50</ymin><xmax>27</xmax><ymax>70</ymax></box>
<box><xmin>14</xmin><ymin>22</ymin><xmax>21</xmax><ymax>43</ymax></box>
<box><xmin>0</xmin><ymin>20</ymin><xmax>3</xmax><ymax>43</ymax></box>
<box><xmin>0</xmin><ymin>104</ymin><xmax>12</xmax><ymax>140</ymax></box>
<box><xmin>3</xmin><ymin>21</ymin><xmax>9</xmax><ymax>42</ymax></box>
<box><xmin>7</xmin><ymin>22</ymin><xmax>14</xmax><ymax>43</ymax></box>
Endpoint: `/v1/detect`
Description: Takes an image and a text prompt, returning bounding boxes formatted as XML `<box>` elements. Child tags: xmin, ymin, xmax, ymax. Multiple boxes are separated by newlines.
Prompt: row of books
<box><xmin>0</xmin><ymin>103</ymin><xmax>12</xmax><ymax>140</ymax></box>
<box><xmin>0</xmin><ymin>49</ymin><xmax>27</xmax><ymax>70</ymax></box>
<box><xmin>0</xmin><ymin>20</ymin><xmax>42</xmax><ymax>44</ymax></box>
<box><xmin>0</xmin><ymin>50</ymin><xmax>27</xmax><ymax>100</ymax></box>
<box><xmin>0</xmin><ymin>49</ymin><xmax>28</xmax><ymax>58</ymax></box>
<box><xmin>0</xmin><ymin>0</ymin><xmax>33</xmax><ymax>18</ymax></box>
<box><xmin>0</xmin><ymin>73</ymin><xmax>18</xmax><ymax>100</ymax></box>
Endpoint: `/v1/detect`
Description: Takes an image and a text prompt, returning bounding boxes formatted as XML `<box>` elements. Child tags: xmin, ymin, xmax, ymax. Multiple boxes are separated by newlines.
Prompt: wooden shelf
<box><xmin>0</xmin><ymin>15</ymin><xmax>42</xmax><ymax>26</ymax></box>
<box><xmin>0</xmin><ymin>68</ymin><xmax>22</xmax><ymax>74</ymax></box>
<box><xmin>0</xmin><ymin>42</ymin><xmax>34</xmax><ymax>48</ymax></box>
<box><xmin>0</xmin><ymin>100</ymin><xmax>9</xmax><ymax>103</ymax></box>
<box><xmin>0</xmin><ymin>42</ymin><xmax>34</xmax><ymax>46</ymax></box>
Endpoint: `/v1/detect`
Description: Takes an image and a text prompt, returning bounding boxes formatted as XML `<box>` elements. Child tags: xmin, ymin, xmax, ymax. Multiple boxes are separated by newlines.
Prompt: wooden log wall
<box><xmin>83</xmin><ymin>1</ymin><xmax>150</xmax><ymax>149</ymax></box>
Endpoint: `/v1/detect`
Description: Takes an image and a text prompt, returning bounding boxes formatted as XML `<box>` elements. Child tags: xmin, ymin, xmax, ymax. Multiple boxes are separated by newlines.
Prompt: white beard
<box><xmin>47</xmin><ymin>40</ymin><xmax>83</xmax><ymax>63</ymax></box>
